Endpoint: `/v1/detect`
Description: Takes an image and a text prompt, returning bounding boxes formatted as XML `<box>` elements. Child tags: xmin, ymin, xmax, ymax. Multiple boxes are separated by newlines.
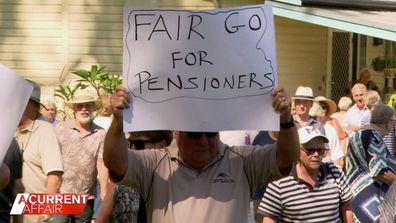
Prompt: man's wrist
<box><xmin>280</xmin><ymin>117</ymin><xmax>295</xmax><ymax>128</ymax></box>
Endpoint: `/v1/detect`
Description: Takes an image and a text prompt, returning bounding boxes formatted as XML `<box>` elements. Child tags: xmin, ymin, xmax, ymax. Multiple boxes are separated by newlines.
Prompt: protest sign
<box><xmin>123</xmin><ymin>4</ymin><xmax>278</xmax><ymax>131</ymax></box>
<box><xmin>0</xmin><ymin>65</ymin><xmax>32</xmax><ymax>163</ymax></box>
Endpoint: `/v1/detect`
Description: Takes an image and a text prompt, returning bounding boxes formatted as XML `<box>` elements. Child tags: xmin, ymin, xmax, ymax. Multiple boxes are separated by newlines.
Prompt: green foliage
<box><xmin>72</xmin><ymin>65</ymin><xmax>122</xmax><ymax>96</ymax></box>
<box><xmin>101</xmin><ymin>74</ymin><xmax>123</xmax><ymax>94</ymax></box>
<box><xmin>54</xmin><ymin>83</ymin><xmax>88</xmax><ymax>101</ymax></box>
<box><xmin>372</xmin><ymin>57</ymin><xmax>396</xmax><ymax>71</ymax></box>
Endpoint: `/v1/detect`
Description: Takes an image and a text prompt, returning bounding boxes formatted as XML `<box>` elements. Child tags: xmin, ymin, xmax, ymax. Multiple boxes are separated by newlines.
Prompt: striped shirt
<box><xmin>258</xmin><ymin>162</ymin><xmax>352</xmax><ymax>222</ymax></box>
<box><xmin>360</xmin><ymin>112</ymin><xmax>396</xmax><ymax>157</ymax></box>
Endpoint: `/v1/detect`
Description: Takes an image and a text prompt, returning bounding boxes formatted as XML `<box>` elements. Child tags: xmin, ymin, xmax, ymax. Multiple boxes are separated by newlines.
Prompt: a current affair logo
<box><xmin>10</xmin><ymin>193</ymin><xmax>89</xmax><ymax>215</ymax></box>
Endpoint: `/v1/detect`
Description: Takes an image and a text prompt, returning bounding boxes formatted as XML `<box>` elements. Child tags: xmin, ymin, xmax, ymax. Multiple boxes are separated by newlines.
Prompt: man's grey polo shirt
<box><xmin>120</xmin><ymin>142</ymin><xmax>280</xmax><ymax>223</ymax></box>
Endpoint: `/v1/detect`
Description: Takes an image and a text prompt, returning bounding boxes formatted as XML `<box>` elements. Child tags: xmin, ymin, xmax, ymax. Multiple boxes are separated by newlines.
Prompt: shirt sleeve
<box><xmin>336</xmin><ymin>167</ymin><xmax>353</xmax><ymax>203</ymax></box>
<box><xmin>40</xmin><ymin>123</ymin><xmax>64</xmax><ymax>174</ymax></box>
<box><xmin>257</xmin><ymin>182</ymin><xmax>282</xmax><ymax>219</ymax></box>
<box><xmin>241</xmin><ymin>143</ymin><xmax>282</xmax><ymax>193</ymax></box>
<box><xmin>366</xmin><ymin>131</ymin><xmax>393</xmax><ymax>177</ymax></box>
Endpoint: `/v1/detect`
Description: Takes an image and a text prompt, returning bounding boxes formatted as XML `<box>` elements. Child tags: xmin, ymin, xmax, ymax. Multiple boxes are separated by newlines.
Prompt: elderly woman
<box><xmin>347</xmin><ymin>104</ymin><xmax>396</xmax><ymax>223</ymax></box>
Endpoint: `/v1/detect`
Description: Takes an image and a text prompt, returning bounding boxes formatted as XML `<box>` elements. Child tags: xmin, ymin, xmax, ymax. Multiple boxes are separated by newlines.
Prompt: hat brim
<box><xmin>65</xmin><ymin>100</ymin><xmax>102</xmax><ymax>110</ymax></box>
<box><xmin>292</xmin><ymin>96</ymin><xmax>315</xmax><ymax>101</ymax></box>
<box><xmin>30</xmin><ymin>98</ymin><xmax>47</xmax><ymax>110</ymax></box>
<box><xmin>317</xmin><ymin>99</ymin><xmax>337</xmax><ymax>115</ymax></box>
<box><xmin>301</xmin><ymin>135</ymin><xmax>329</xmax><ymax>144</ymax></box>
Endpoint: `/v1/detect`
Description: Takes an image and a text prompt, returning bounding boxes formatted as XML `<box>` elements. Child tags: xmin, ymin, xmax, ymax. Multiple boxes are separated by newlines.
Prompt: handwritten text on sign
<box><xmin>123</xmin><ymin>4</ymin><xmax>278</xmax><ymax>131</ymax></box>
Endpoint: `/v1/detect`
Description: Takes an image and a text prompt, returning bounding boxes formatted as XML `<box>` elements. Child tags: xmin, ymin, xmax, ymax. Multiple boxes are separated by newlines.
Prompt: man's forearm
<box><xmin>46</xmin><ymin>172</ymin><xmax>62</xmax><ymax>193</ymax></box>
<box><xmin>277</xmin><ymin>123</ymin><xmax>300</xmax><ymax>175</ymax></box>
<box><xmin>103</xmin><ymin>117</ymin><xmax>128</xmax><ymax>182</ymax></box>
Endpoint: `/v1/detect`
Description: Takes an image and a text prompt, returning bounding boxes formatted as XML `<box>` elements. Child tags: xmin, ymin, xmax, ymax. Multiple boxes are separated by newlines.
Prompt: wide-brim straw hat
<box><xmin>291</xmin><ymin>86</ymin><xmax>315</xmax><ymax>101</ymax></box>
<box><xmin>315</xmin><ymin>96</ymin><xmax>337</xmax><ymax>115</ymax></box>
<box><xmin>64</xmin><ymin>94</ymin><xmax>102</xmax><ymax>110</ymax></box>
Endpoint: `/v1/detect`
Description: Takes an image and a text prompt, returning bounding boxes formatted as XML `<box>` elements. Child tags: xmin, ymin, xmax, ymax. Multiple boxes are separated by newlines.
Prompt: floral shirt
<box><xmin>55</xmin><ymin>120</ymin><xmax>105</xmax><ymax>197</ymax></box>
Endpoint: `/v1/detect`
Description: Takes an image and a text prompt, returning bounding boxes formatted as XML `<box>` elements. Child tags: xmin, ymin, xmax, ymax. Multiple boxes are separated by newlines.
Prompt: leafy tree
<box><xmin>54</xmin><ymin>82</ymin><xmax>88</xmax><ymax>101</ymax></box>
<box><xmin>72</xmin><ymin>65</ymin><xmax>122</xmax><ymax>96</ymax></box>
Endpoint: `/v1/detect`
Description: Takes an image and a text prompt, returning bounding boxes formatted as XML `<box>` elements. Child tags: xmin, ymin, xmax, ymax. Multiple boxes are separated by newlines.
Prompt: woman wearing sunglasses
<box><xmin>346</xmin><ymin>104</ymin><xmax>396</xmax><ymax>223</ymax></box>
<box><xmin>97</xmin><ymin>130</ymin><xmax>172</xmax><ymax>223</ymax></box>
<box><xmin>259</xmin><ymin>126</ymin><xmax>353</xmax><ymax>222</ymax></box>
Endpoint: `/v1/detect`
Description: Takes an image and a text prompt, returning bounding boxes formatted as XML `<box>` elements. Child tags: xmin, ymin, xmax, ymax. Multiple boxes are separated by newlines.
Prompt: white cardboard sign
<box><xmin>0</xmin><ymin>64</ymin><xmax>32</xmax><ymax>163</ymax></box>
<box><xmin>123</xmin><ymin>4</ymin><xmax>278</xmax><ymax>131</ymax></box>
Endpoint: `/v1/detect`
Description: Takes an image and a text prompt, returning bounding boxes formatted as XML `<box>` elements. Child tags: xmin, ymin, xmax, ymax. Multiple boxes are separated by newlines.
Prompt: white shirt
<box><xmin>323</xmin><ymin>123</ymin><xmax>344</xmax><ymax>163</ymax></box>
<box><xmin>343</xmin><ymin>104</ymin><xmax>370</xmax><ymax>135</ymax></box>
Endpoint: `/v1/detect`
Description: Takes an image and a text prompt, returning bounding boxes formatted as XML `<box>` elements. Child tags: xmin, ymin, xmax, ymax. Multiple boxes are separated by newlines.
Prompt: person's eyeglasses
<box><xmin>301</xmin><ymin>147</ymin><xmax>327</xmax><ymax>156</ymax></box>
<box><xmin>128</xmin><ymin>139</ymin><xmax>156</xmax><ymax>150</ymax></box>
<box><xmin>186</xmin><ymin>132</ymin><xmax>218</xmax><ymax>139</ymax></box>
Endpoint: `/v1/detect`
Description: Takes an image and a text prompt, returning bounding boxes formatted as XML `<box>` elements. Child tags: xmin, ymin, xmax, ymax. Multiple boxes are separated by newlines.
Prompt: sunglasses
<box><xmin>186</xmin><ymin>132</ymin><xmax>218</xmax><ymax>139</ymax></box>
<box><xmin>301</xmin><ymin>147</ymin><xmax>327</xmax><ymax>156</ymax></box>
<box><xmin>128</xmin><ymin>139</ymin><xmax>156</xmax><ymax>150</ymax></box>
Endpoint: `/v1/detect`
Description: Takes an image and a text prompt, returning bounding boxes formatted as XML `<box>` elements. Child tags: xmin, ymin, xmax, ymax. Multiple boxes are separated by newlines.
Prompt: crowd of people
<box><xmin>0</xmin><ymin>67</ymin><xmax>395</xmax><ymax>223</ymax></box>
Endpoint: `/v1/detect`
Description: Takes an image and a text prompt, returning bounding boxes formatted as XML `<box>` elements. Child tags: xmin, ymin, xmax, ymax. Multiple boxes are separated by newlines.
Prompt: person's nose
<box><xmin>196</xmin><ymin>134</ymin><xmax>209</xmax><ymax>145</ymax></box>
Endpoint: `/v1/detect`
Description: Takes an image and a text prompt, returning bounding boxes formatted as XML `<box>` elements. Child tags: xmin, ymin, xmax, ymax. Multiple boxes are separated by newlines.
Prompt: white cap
<box><xmin>298</xmin><ymin>126</ymin><xmax>329</xmax><ymax>144</ymax></box>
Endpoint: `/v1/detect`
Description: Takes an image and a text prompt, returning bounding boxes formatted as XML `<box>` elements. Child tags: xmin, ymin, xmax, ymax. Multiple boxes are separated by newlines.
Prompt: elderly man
<box><xmin>41</xmin><ymin>100</ymin><xmax>59</xmax><ymax>126</ymax></box>
<box><xmin>292</xmin><ymin>86</ymin><xmax>325</xmax><ymax>134</ymax></box>
<box><xmin>344</xmin><ymin>83</ymin><xmax>370</xmax><ymax>135</ymax></box>
<box><xmin>15</xmin><ymin>80</ymin><xmax>63</xmax><ymax>223</ymax></box>
<box><xmin>104</xmin><ymin>85</ymin><xmax>299</xmax><ymax>223</ymax></box>
<box><xmin>53</xmin><ymin>92</ymin><xmax>108</xmax><ymax>223</ymax></box>
<box><xmin>258</xmin><ymin>126</ymin><xmax>353</xmax><ymax>222</ymax></box>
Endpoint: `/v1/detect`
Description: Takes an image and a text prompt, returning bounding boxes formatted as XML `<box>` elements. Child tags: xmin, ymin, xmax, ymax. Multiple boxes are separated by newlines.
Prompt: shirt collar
<box><xmin>292</xmin><ymin>162</ymin><xmax>328</xmax><ymax>183</ymax></box>
<box><xmin>66</xmin><ymin>120</ymin><xmax>100</xmax><ymax>135</ymax></box>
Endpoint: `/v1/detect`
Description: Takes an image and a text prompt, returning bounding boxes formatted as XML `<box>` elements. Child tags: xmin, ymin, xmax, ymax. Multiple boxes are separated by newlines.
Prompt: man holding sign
<box><xmin>104</xmin><ymin>85</ymin><xmax>299</xmax><ymax>223</ymax></box>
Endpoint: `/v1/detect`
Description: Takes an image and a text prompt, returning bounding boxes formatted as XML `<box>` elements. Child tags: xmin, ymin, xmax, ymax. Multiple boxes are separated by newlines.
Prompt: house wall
<box><xmin>0</xmin><ymin>0</ymin><xmax>327</xmax><ymax>101</ymax></box>
<box><xmin>275</xmin><ymin>16</ymin><xmax>328</xmax><ymax>96</ymax></box>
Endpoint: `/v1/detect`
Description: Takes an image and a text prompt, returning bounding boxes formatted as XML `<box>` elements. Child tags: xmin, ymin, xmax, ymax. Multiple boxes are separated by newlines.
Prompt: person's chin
<box><xmin>77</xmin><ymin>117</ymin><xmax>92</xmax><ymax>125</ymax></box>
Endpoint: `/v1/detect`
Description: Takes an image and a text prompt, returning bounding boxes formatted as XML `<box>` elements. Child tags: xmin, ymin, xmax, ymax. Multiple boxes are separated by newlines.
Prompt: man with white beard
<box><xmin>53</xmin><ymin>92</ymin><xmax>108</xmax><ymax>223</ymax></box>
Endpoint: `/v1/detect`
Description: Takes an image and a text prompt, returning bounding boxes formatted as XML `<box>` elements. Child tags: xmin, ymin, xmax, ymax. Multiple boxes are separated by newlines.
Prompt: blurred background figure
<box><xmin>97</xmin><ymin>130</ymin><xmax>173</xmax><ymax>223</ymax></box>
<box><xmin>345</xmin><ymin>68</ymin><xmax>379</xmax><ymax>97</ymax></box>
<box><xmin>347</xmin><ymin>104</ymin><xmax>396</xmax><ymax>223</ymax></box>
<box><xmin>292</xmin><ymin>86</ymin><xmax>325</xmax><ymax>134</ymax></box>
<box><xmin>331</xmin><ymin>96</ymin><xmax>353</xmax><ymax>168</ymax></box>
<box><xmin>309</xmin><ymin>97</ymin><xmax>345</xmax><ymax>168</ymax></box>
<box><xmin>344</xmin><ymin>83</ymin><xmax>369</xmax><ymax>135</ymax></box>
<box><xmin>41</xmin><ymin>100</ymin><xmax>59</xmax><ymax>126</ymax></box>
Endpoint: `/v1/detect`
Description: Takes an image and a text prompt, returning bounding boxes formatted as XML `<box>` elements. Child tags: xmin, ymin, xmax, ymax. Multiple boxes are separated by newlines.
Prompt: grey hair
<box><xmin>364</xmin><ymin>90</ymin><xmax>381</xmax><ymax>107</ymax></box>
<box><xmin>371</xmin><ymin>104</ymin><xmax>395</xmax><ymax>125</ymax></box>
<box><xmin>351</xmin><ymin>83</ymin><xmax>367</xmax><ymax>94</ymax></box>
<box><xmin>338</xmin><ymin>96</ymin><xmax>353</xmax><ymax>111</ymax></box>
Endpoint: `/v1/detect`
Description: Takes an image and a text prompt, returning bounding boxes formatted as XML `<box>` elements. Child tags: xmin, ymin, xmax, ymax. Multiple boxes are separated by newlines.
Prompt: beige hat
<box><xmin>26</xmin><ymin>79</ymin><xmax>46</xmax><ymax>109</ymax></box>
<box><xmin>64</xmin><ymin>92</ymin><xmax>102</xmax><ymax>110</ymax></box>
<box><xmin>292</xmin><ymin>86</ymin><xmax>314</xmax><ymax>101</ymax></box>
<box><xmin>315</xmin><ymin>96</ymin><xmax>337</xmax><ymax>115</ymax></box>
